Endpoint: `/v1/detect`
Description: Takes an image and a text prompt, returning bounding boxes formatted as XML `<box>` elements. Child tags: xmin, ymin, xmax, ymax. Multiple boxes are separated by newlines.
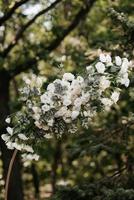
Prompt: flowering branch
<box><xmin>2</xmin><ymin>53</ymin><xmax>132</xmax><ymax>161</ymax></box>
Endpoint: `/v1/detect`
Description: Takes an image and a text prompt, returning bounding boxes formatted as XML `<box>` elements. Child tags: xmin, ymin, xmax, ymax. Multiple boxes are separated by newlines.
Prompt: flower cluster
<box><xmin>2</xmin><ymin>54</ymin><xmax>132</xmax><ymax>160</ymax></box>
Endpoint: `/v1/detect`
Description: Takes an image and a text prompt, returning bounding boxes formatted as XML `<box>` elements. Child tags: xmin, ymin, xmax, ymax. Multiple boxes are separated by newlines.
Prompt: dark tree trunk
<box><xmin>51</xmin><ymin>139</ymin><xmax>62</xmax><ymax>194</ymax></box>
<box><xmin>31</xmin><ymin>163</ymin><xmax>40</xmax><ymax>199</ymax></box>
<box><xmin>0</xmin><ymin>69</ymin><xmax>24</xmax><ymax>200</ymax></box>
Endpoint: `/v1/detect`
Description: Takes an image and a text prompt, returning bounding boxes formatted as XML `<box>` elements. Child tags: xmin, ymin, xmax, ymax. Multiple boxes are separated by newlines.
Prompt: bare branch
<box><xmin>0</xmin><ymin>0</ymin><xmax>30</xmax><ymax>26</ymax></box>
<box><xmin>45</xmin><ymin>0</ymin><xmax>96</xmax><ymax>52</ymax></box>
<box><xmin>0</xmin><ymin>0</ymin><xmax>62</xmax><ymax>58</ymax></box>
<box><xmin>8</xmin><ymin>0</ymin><xmax>96</xmax><ymax>77</ymax></box>
<box><xmin>9</xmin><ymin>57</ymin><xmax>37</xmax><ymax>78</ymax></box>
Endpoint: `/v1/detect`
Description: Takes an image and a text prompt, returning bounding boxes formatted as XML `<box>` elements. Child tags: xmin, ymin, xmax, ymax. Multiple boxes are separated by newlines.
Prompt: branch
<box><xmin>9</xmin><ymin>0</ymin><xmax>96</xmax><ymax>77</ymax></box>
<box><xmin>45</xmin><ymin>0</ymin><xmax>96</xmax><ymax>53</ymax></box>
<box><xmin>0</xmin><ymin>0</ymin><xmax>62</xmax><ymax>58</ymax></box>
<box><xmin>9</xmin><ymin>57</ymin><xmax>37</xmax><ymax>77</ymax></box>
<box><xmin>0</xmin><ymin>0</ymin><xmax>29</xmax><ymax>26</ymax></box>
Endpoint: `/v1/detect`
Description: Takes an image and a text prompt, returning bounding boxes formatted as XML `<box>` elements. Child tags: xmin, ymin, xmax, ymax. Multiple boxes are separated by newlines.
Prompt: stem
<box><xmin>5</xmin><ymin>149</ymin><xmax>18</xmax><ymax>200</ymax></box>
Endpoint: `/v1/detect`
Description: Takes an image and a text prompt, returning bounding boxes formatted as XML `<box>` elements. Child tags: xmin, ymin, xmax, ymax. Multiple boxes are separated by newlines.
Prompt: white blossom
<box><xmin>6</xmin><ymin>127</ymin><xmax>13</xmax><ymax>135</ymax></box>
<box><xmin>63</xmin><ymin>73</ymin><xmax>75</xmax><ymax>81</ymax></box>
<box><xmin>120</xmin><ymin>58</ymin><xmax>129</xmax><ymax>74</ymax></box>
<box><xmin>101</xmin><ymin>98</ymin><xmax>113</xmax><ymax>110</ymax></box>
<box><xmin>13</xmin><ymin>143</ymin><xmax>22</xmax><ymax>151</ymax></box>
<box><xmin>18</xmin><ymin>134</ymin><xmax>28</xmax><ymax>141</ymax></box>
<box><xmin>55</xmin><ymin>107</ymin><xmax>66</xmax><ymax>117</ymax></box>
<box><xmin>47</xmin><ymin>83</ymin><xmax>55</xmax><ymax>93</ymax></box>
<box><xmin>23</xmin><ymin>145</ymin><xmax>34</xmax><ymax>153</ymax></box>
<box><xmin>42</xmin><ymin>104</ymin><xmax>50</xmax><ymax>112</ymax></box>
<box><xmin>86</xmin><ymin>65</ymin><xmax>95</xmax><ymax>74</ymax></box>
<box><xmin>115</xmin><ymin>56</ymin><xmax>122</xmax><ymax>66</ymax></box>
<box><xmin>1</xmin><ymin>134</ymin><xmax>10</xmax><ymax>141</ymax></box>
<box><xmin>5</xmin><ymin>117</ymin><xmax>11</xmax><ymax>124</ymax></box>
<box><xmin>71</xmin><ymin>110</ymin><xmax>79</xmax><ymax>120</ymax></box>
<box><xmin>106</xmin><ymin>54</ymin><xmax>112</xmax><ymax>63</ymax></box>
<box><xmin>118</xmin><ymin>73</ymin><xmax>130</xmax><ymax>87</ymax></box>
<box><xmin>111</xmin><ymin>91</ymin><xmax>120</xmax><ymax>103</ymax></box>
<box><xmin>47</xmin><ymin>119</ymin><xmax>54</xmax><ymax>126</ymax></box>
<box><xmin>6</xmin><ymin>142</ymin><xmax>14</xmax><ymax>149</ymax></box>
<box><xmin>63</xmin><ymin>98</ymin><xmax>72</xmax><ymax>106</ymax></box>
<box><xmin>77</xmin><ymin>76</ymin><xmax>84</xmax><ymax>84</ymax></box>
<box><xmin>74</xmin><ymin>98</ymin><xmax>82</xmax><ymax>108</ymax></box>
<box><xmin>99</xmin><ymin>76</ymin><xmax>111</xmax><ymax>91</ymax></box>
<box><xmin>2</xmin><ymin>53</ymin><xmax>132</xmax><ymax>159</ymax></box>
<box><xmin>95</xmin><ymin>62</ymin><xmax>105</xmax><ymax>73</ymax></box>
<box><xmin>99</xmin><ymin>53</ymin><xmax>107</xmax><ymax>63</ymax></box>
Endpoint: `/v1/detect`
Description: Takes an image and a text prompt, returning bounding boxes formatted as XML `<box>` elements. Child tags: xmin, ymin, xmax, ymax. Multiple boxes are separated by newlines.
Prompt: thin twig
<box><xmin>5</xmin><ymin>149</ymin><xmax>18</xmax><ymax>200</ymax></box>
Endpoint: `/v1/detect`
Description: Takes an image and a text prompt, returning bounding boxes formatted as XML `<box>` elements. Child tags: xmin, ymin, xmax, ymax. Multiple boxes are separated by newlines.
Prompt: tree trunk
<box><xmin>0</xmin><ymin>69</ymin><xmax>24</xmax><ymax>200</ymax></box>
<box><xmin>31</xmin><ymin>163</ymin><xmax>40</xmax><ymax>199</ymax></box>
<box><xmin>51</xmin><ymin>139</ymin><xmax>62</xmax><ymax>194</ymax></box>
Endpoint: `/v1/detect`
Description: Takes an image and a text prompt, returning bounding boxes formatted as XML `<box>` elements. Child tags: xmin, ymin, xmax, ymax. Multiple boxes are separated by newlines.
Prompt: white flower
<box><xmin>71</xmin><ymin>110</ymin><xmax>79</xmax><ymax>120</ymax></box>
<box><xmin>64</xmin><ymin>110</ymin><xmax>71</xmax><ymax>118</ymax></box>
<box><xmin>74</xmin><ymin>98</ymin><xmax>82</xmax><ymax>108</ymax></box>
<box><xmin>99</xmin><ymin>76</ymin><xmax>110</xmax><ymax>91</ymax></box>
<box><xmin>120</xmin><ymin>58</ymin><xmax>129</xmax><ymax>74</ymax></box>
<box><xmin>83</xmin><ymin>110</ymin><xmax>91</xmax><ymax>117</ymax></box>
<box><xmin>77</xmin><ymin>76</ymin><xmax>84</xmax><ymax>84</ymax></box>
<box><xmin>36</xmin><ymin>77</ymin><xmax>43</xmax><ymax>88</ymax></box>
<box><xmin>18</xmin><ymin>134</ymin><xmax>28</xmax><ymax>141</ymax></box>
<box><xmin>23</xmin><ymin>145</ymin><xmax>34</xmax><ymax>153</ymax></box>
<box><xmin>106</xmin><ymin>55</ymin><xmax>112</xmax><ymax>63</ymax></box>
<box><xmin>47</xmin><ymin>119</ymin><xmax>54</xmax><ymax>126</ymax></box>
<box><xmin>55</xmin><ymin>106</ymin><xmax>67</xmax><ymax>117</ymax></box>
<box><xmin>33</xmin><ymin>154</ymin><xmax>40</xmax><ymax>161</ymax></box>
<box><xmin>5</xmin><ymin>117</ymin><xmax>11</xmax><ymax>124</ymax></box>
<box><xmin>40</xmin><ymin>94</ymin><xmax>50</xmax><ymax>104</ymax></box>
<box><xmin>13</xmin><ymin>143</ymin><xmax>22</xmax><ymax>151</ymax></box>
<box><xmin>1</xmin><ymin>134</ymin><xmax>10</xmax><ymax>141</ymax></box>
<box><xmin>121</xmin><ymin>77</ymin><xmax>130</xmax><ymax>87</ymax></box>
<box><xmin>63</xmin><ymin>73</ymin><xmax>75</xmax><ymax>81</ymax></box>
<box><xmin>71</xmin><ymin>80</ymin><xmax>81</xmax><ymax>96</ymax></box>
<box><xmin>33</xmin><ymin>113</ymin><xmax>40</xmax><ymax>121</ymax></box>
<box><xmin>6</xmin><ymin>141</ymin><xmax>14</xmax><ymax>149</ymax></box>
<box><xmin>118</xmin><ymin>73</ymin><xmax>130</xmax><ymax>87</ymax></box>
<box><xmin>25</xmin><ymin>78</ymin><xmax>31</xmax><ymax>85</ymax></box>
<box><xmin>99</xmin><ymin>54</ymin><xmax>106</xmax><ymax>62</ymax></box>
<box><xmin>47</xmin><ymin>83</ymin><xmax>55</xmax><ymax>93</ymax></box>
<box><xmin>63</xmin><ymin>98</ymin><xmax>72</xmax><ymax>106</ymax></box>
<box><xmin>44</xmin><ymin>134</ymin><xmax>52</xmax><ymax>139</ymax></box>
<box><xmin>42</xmin><ymin>125</ymin><xmax>49</xmax><ymax>131</ymax></box>
<box><xmin>6</xmin><ymin>127</ymin><xmax>13</xmax><ymax>135</ymax></box>
<box><xmin>95</xmin><ymin>62</ymin><xmax>105</xmax><ymax>73</ymax></box>
<box><xmin>81</xmin><ymin>92</ymin><xmax>90</xmax><ymax>104</ymax></box>
<box><xmin>86</xmin><ymin>65</ymin><xmax>95</xmax><ymax>74</ymax></box>
<box><xmin>101</xmin><ymin>98</ymin><xmax>113</xmax><ymax>110</ymax></box>
<box><xmin>32</xmin><ymin>106</ymin><xmax>40</xmax><ymax>114</ymax></box>
<box><xmin>61</xmin><ymin>55</ymin><xmax>66</xmax><ymax>62</ymax></box>
<box><xmin>22</xmin><ymin>153</ymin><xmax>39</xmax><ymax>161</ymax></box>
<box><xmin>115</xmin><ymin>56</ymin><xmax>122</xmax><ymax>66</ymax></box>
<box><xmin>42</xmin><ymin>104</ymin><xmax>50</xmax><ymax>112</ymax></box>
<box><xmin>34</xmin><ymin>121</ymin><xmax>42</xmax><ymax>129</ymax></box>
<box><xmin>25</xmin><ymin>154</ymin><xmax>33</xmax><ymax>160</ymax></box>
<box><xmin>111</xmin><ymin>91</ymin><xmax>120</xmax><ymax>103</ymax></box>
